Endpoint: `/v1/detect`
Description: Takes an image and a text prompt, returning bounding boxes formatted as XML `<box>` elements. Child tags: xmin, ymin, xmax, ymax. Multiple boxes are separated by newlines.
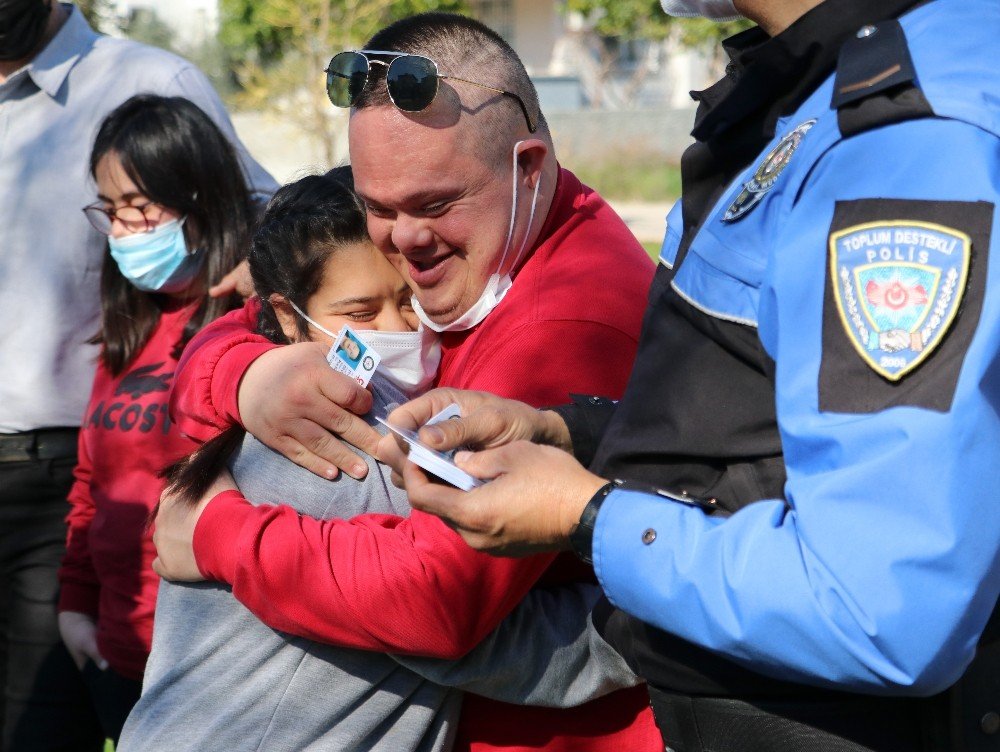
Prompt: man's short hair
<box><xmin>355</xmin><ymin>13</ymin><xmax>549</xmax><ymax>152</ymax></box>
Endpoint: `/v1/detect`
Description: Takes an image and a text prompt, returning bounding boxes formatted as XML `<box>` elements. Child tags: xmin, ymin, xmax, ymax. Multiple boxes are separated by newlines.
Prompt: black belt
<box><xmin>0</xmin><ymin>428</ymin><xmax>79</xmax><ymax>463</ymax></box>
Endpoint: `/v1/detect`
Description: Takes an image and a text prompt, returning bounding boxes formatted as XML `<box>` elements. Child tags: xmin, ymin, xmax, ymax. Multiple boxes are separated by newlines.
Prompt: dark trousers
<box><xmin>0</xmin><ymin>433</ymin><xmax>104</xmax><ymax>752</ymax></box>
<box><xmin>80</xmin><ymin>661</ymin><xmax>141</xmax><ymax>746</ymax></box>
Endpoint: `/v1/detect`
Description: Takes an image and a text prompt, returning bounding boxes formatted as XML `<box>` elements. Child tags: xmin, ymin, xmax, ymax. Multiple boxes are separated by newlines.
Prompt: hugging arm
<box><xmin>393</xmin><ymin>582</ymin><xmax>641</xmax><ymax>708</ymax></box>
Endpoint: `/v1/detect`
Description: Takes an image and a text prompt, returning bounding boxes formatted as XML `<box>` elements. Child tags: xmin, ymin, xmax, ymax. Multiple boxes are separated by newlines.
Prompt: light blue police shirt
<box><xmin>593</xmin><ymin>0</ymin><xmax>1000</xmax><ymax>696</ymax></box>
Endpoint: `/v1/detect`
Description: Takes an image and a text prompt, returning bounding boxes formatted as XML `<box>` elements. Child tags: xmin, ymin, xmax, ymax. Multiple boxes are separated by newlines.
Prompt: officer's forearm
<box><xmin>548</xmin><ymin>394</ymin><xmax>618</xmax><ymax>467</ymax></box>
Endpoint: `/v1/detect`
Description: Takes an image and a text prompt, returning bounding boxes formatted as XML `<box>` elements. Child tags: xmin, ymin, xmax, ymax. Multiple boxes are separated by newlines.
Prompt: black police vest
<box><xmin>592</xmin><ymin>263</ymin><xmax>785</xmax><ymax>515</ymax></box>
<box><xmin>592</xmin><ymin>252</ymin><xmax>798</xmax><ymax>697</ymax></box>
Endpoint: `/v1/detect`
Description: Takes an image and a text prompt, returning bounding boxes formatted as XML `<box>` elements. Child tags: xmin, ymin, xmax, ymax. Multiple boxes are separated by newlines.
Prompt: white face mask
<box><xmin>288</xmin><ymin>301</ymin><xmax>441</xmax><ymax>397</ymax></box>
<box><xmin>412</xmin><ymin>140</ymin><xmax>543</xmax><ymax>333</ymax></box>
<box><xmin>355</xmin><ymin>328</ymin><xmax>441</xmax><ymax>397</ymax></box>
<box><xmin>659</xmin><ymin>0</ymin><xmax>742</xmax><ymax>21</ymax></box>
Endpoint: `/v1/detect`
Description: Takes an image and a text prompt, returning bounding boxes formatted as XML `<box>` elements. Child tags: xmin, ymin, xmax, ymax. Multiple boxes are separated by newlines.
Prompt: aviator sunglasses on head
<box><xmin>325</xmin><ymin>50</ymin><xmax>537</xmax><ymax>133</ymax></box>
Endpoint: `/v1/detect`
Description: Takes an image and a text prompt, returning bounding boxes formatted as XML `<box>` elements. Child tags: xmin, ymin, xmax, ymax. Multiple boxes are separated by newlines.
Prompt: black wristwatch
<box><xmin>569</xmin><ymin>481</ymin><xmax>618</xmax><ymax>565</ymax></box>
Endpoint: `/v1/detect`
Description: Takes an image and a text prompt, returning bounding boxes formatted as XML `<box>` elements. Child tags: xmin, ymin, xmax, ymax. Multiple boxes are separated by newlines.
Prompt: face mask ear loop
<box><xmin>288</xmin><ymin>300</ymin><xmax>339</xmax><ymax>341</ymax></box>
<box><xmin>508</xmin><ymin>169</ymin><xmax>542</xmax><ymax>276</ymax></box>
<box><xmin>492</xmin><ymin>139</ymin><xmax>525</xmax><ymax>281</ymax></box>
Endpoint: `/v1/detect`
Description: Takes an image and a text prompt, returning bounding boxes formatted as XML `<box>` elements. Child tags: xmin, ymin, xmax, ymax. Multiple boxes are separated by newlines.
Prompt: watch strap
<box><xmin>569</xmin><ymin>481</ymin><xmax>618</xmax><ymax>565</ymax></box>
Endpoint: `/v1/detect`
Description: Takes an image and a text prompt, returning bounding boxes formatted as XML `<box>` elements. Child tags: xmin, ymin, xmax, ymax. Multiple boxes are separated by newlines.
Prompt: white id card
<box><xmin>326</xmin><ymin>325</ymin><xmax>380</xmax><ymax>388</ymax></box>
<box><xmin>426</xmin><ymin>403</ymin><xmax>462</xmax><ymax>426</ymax></box>
<box><xmin>376</xmin><ymin>403</ymin><xmax>483</xmax><ymax>491</ymax></box>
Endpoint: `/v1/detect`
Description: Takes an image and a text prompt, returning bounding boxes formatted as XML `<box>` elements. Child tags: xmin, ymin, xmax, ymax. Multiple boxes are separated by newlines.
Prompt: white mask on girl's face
<box><xmin>659</xmin><ymin>0</ymin><xmax>742</xmax><ymax>20</ymax></box>
<box><xmin>353</xmin><ymin>328</ymin><xmax>441</xmax><ymax>397</ymax></box>
<box><xmin>412</xmin><ymin>139</ymin><xmax>543</xmax><ymax>333</ymax></box>
<box><xmin>288</xmin><ymin>301</ymin><xmax>441</xmax><ymax>397</ymax></box>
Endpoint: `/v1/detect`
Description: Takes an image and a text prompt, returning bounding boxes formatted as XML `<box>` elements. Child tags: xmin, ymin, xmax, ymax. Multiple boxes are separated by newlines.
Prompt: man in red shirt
<box><xmin>155</xmin><ymin>13</ymin><xmax>660</xmax><ymax>751</ymax></box>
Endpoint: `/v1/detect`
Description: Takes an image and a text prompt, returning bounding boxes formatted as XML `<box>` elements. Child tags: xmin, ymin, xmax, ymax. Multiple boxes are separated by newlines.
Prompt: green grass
<box><xmin>641</xmin><ymin>241</ymin><xmax>661</xmax><ymax>261</ymax></box>
<box><xmin>572</xmin><ymin>154</ymin><xmax>682</xmax><ymax>204</ymax></box>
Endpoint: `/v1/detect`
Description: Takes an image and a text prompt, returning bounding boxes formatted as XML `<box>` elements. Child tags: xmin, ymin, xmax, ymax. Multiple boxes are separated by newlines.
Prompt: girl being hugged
<box><xmin>57</xmin><ymin>93</ymin><xmax>255</xmax><ymax>743</ymax></box>
<box><xmin>119</xmin><ymin>168</ymin><xmax>450</xmax><ymax>751</ymax></box>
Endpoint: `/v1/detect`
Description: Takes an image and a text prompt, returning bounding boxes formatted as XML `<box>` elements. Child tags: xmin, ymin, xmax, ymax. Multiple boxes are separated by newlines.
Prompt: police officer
<box><xmin>393</xmin><ymin>0</ymin><xmax>1000</xmax><ymax>749</ymax></box>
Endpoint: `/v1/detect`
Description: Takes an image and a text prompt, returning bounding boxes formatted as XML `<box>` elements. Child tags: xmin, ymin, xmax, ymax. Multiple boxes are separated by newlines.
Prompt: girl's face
<box><xmin>290</xmin><ymin>242</ymin><xmax>419</xmax><ymax>347</ymax></box>
<box><xmin>94</xmin><ymin>151</ymin><xmax>182</xmax><ymax>239</ymax></box>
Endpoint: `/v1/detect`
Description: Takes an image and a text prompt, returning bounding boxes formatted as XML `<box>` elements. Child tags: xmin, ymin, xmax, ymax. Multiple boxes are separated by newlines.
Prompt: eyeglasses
<box><xmin>82</xmin><ymin>201</ymin><xmax>164</xmax><ymax>235</ymax></box>
<box><xmin>325</xmin><ymin>50</ymin><xmax>537</xmax><ymax>134</ymax></box>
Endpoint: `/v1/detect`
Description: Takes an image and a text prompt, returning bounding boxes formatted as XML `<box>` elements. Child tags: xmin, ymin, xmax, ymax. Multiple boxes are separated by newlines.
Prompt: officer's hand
<box><xmin>238</xmin><ymin>342</ymin><xmax>379</xmax><ymax>480</ymax></box>
<box><xmin>404</xmin><ymin>440</ymin><xmax>606</xmax><ymax>557</ymax></box>
<box><xmin>209</xmin><ymin>259</ymin><xmax>255</xmax><ymax>299</ymax></box>
<box><xmin>379</xmin><ymin>389</ymin><xmax>572</xmax><ymax>485</ymax></box>
<box><xmin>152</xmin><ymin>469</ymin><xmax>237</xmax><ymax>581</ymax></box>
<box><xmin>58</xmin><ymin>611</ymin><xmax>106</xmax><ymax>671</ymax></box>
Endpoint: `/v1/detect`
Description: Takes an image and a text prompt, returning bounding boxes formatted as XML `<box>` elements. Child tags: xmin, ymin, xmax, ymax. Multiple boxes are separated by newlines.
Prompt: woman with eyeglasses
<box><xmin>56</xmin><ymin>93</ymin><xmax>254</xmax><ymax>744</ymax></box>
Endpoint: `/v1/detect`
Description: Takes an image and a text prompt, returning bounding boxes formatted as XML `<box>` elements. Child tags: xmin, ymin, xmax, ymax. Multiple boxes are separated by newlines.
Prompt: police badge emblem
<box><xmin>723</xmin><ymin>119</ymin><xmax>817</xmax><ymax>222</ymax></box>
<box><xmin>829</xmin><ymin>221</ymin><xmax>970</xmax><ymax>381</ymax></box>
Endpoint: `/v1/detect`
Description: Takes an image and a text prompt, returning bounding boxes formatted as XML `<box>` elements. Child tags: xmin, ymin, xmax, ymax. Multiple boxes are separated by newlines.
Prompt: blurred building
<box><xmin>467</xmin><ymin>0</ymin><xmax>716</xmax><ymax>111</ymax></box>
<box><xmin>106</xmin><ymin>0</ymin><xmax>219</xmax><ymax>48</ymax></box>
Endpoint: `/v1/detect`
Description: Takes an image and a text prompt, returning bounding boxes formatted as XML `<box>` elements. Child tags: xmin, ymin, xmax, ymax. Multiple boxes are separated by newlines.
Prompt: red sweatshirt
<box><xmin>58</xmin><ymin>304</ymin><xmax>199</xmax><ymax>680</ymax></box>
<box><xmin>172</xmin><ymin>168</ymin><xmax>661</xmax><ymax>750</ymax></box>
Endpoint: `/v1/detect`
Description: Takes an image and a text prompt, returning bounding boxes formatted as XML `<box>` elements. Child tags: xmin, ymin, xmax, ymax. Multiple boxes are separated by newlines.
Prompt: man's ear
<box><xmin>269</xmin><ymin>294</ymin><xmax>301</xmax><ymax>342</ymax></box>
<box><xmin>515</xmin><ymin>139</ymin><xmax>548</xmax><ymax>190</ymax></box>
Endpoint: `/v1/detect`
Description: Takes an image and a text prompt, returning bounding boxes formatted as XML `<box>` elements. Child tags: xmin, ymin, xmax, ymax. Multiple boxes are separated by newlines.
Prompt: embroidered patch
<box><xmin>723</xmin><ymin>119</ymin><xmax>817</xmax><ymax>223</ymax></box>
<box><xmin>820</xmin><ymin>199</ymin><xmax>991</xmax><ymax>414</ymax></box>
<box><xmin>829</xmin><ymin>221</ymin><xmax>970</xmax><ymax>381</ymax></box>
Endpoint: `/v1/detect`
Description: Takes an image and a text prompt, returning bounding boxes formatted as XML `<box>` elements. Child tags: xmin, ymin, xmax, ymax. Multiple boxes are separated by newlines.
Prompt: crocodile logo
<box><xmin>115</xmin><ymin>363</ymin><xmax>174</xmax><ymax>399</ymax></box>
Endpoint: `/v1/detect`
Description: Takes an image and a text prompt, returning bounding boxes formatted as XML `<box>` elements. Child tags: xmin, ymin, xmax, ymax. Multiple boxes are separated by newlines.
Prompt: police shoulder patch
<box><xmin>820</xmin><ymin>199</ymin><xmax>993</xmax><ymax>413</ymax></box>
<box><xmin>830</xmin><ymin>220</ymin><xmax>969</xmax><ymax>381</ymax></box>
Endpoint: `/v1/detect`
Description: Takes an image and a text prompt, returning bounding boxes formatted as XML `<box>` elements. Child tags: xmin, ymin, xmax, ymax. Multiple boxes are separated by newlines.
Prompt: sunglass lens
<box><xmin>386</xmin><ymin>55</ymin><xmax>438</xmax><ymax>112</ymax></box>
<box><xmin>327</xmin><ymin>52</ymin><xmax>368</xmax><ymax>107</ymax></box>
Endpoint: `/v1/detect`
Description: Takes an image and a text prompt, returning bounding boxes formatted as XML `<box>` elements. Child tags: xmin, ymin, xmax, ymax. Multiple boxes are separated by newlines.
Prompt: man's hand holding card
<box><xmin>377</xmin><ymin>403</ymin><xmax>483</xmax><ymax>492</ymax></box>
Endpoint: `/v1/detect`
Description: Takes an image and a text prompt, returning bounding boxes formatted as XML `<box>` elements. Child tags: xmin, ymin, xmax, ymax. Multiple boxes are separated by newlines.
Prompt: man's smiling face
<box><xmin>349</xmin><ymin>105</ymin><xmax>516</xmax><ymax>326</ymax></box>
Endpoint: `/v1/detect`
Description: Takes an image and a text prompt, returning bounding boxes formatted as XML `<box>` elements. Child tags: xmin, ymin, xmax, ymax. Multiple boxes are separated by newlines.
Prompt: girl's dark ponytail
<box><xmin>159</xmin><ymin>426</ymin><xmax>246</xmax><ymax>508</ymax></box>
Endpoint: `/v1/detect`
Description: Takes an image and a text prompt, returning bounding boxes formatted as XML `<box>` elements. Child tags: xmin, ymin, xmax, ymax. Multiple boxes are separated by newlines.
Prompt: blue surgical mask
<box><xmin>107</xmin><ymin>218</ymin><xmax>204</xmax><ymax>293</ymax></box>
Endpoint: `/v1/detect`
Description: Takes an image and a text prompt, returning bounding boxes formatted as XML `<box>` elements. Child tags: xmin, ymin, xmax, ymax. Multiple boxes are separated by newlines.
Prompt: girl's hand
<box><xmin>58</xmin><ymin>611</ymin><xmax>107</xmax><ymax>671</ymax></box>
<box><xmin>152</xmin><ymin>469</ymin><xmax>238</xmax><ymax>581</ymax></box>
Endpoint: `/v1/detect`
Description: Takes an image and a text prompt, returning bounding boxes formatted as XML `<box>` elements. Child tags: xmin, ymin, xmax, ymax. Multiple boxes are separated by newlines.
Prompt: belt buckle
<box><xmin>0</xmin><ymin>432</ymin><xmax>35</xmax><ymax>463</ymax></box>
<box><xmin>0</xmin><ymin>429</ymin><xmax>78</xmax><ymax>463</ymax></box>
